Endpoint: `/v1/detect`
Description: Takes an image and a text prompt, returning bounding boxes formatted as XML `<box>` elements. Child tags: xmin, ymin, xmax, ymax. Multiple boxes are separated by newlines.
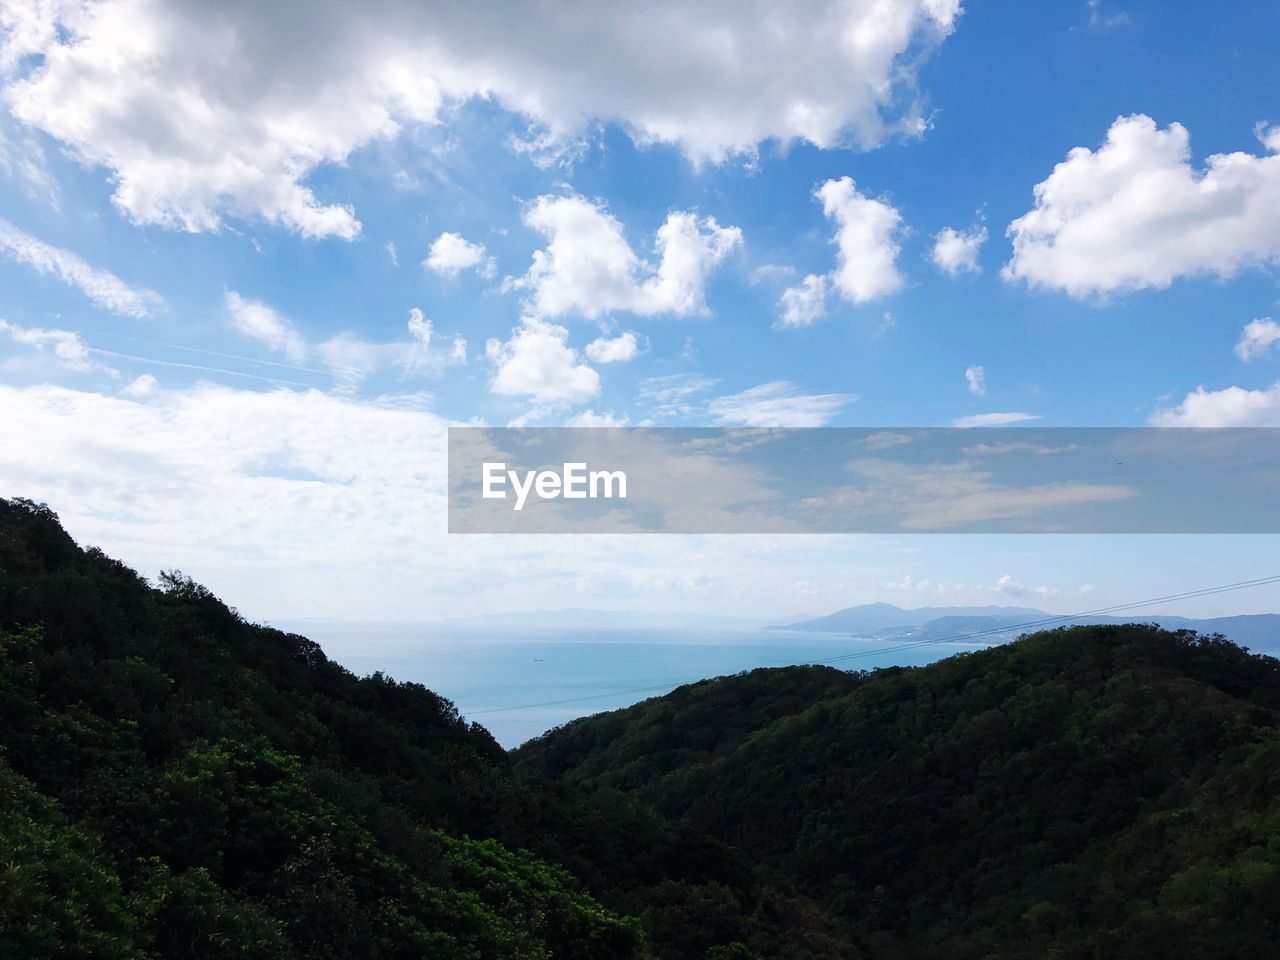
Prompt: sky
<box><xmin>2</xmin><ymin>0</ymin><xmax>1280</xmax><ymax>624</ymax></box>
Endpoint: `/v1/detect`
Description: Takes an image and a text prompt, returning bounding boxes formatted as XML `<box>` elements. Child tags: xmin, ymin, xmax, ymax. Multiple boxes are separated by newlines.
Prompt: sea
<box><xmin>287</xmin><ymin>622</ymin><xmax>992</xmax><ymax>748</ymax></box>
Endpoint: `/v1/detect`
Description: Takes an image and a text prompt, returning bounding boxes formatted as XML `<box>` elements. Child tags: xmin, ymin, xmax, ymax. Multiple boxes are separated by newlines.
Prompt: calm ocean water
<box><xmin>294</xmin><ymin>624</ymin><xmax>990</xmax><ymax>748</ymax></box>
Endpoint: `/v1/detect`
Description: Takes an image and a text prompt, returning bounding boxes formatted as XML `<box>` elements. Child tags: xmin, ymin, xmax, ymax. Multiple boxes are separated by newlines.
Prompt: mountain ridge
<box><xmin>770</xmin><ymin>602</ymin><xmax>1054</xmax><ymax>633</ymax></box>
<box><xmin>517</xmin><ymin>622</ymin><xmax>1280</xmax><ymax>958</ymax></box>
<box><xmin>775</xmin><ymin>602</ymin><xmax>1280</xmax><ymax>651</ymax></box>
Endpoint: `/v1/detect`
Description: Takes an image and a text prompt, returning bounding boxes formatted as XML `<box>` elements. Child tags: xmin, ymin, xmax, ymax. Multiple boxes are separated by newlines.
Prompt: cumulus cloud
<box><xmin>1</xmin><ymin>0</ymin><xmax>960</xmax><ymax>238</ymax></box>
<box><xmin>0</xmin><ymin>217</ymin><xmax>162</xmax><ymax>317</ymax></box>
<box><xmin>779</xmin><ymin>177</ymin><xmax>904</xmax><ymax>325</ymax></box>
<box><xmin>932</xmin><ymin>223</ymin><xmax>986</xmax><ymax>276</ymax></box>
<box><xmin>509</xmin><ymin>195</ymin><xmax>741</xmax><ymax>319</ymax></box>
<box><xmin>225</xmin><ymin>292</ymin><xmax>307</xmax><ymax>363</ymax></box>
<box><xmin>707</xmin><ymin>381</ymin><xmax>855</xmax><ymax>427</ymax></box>
<box><xmin>1150</xmin><ymin>382</ymin><xmax>1280</xmax><ymax>427</ymax></box>
<box><xmin>642</xmin><ymin>211</ymin><xmax>744</xmax><ymax>314</ymax></box>
<box><xmin>1004</xmin><ymin>115</ymin><xmax>1280</xmax><ymax>298</ymax></box>
<box><xmin>123</xmin><ymin>373</ymin><xmax>157</xmax><ymax>397</ymax></box>
<box><xmin>484</xmin><ymin>316</ymin><xmax>600</xmax><ymax>404</ymax></box>
<box><xmin>819</xmin><ymin>176</ymin><xmax>905</xmax><ymax>304</ymax></box>
<box><xmin>584</xmin><ymin>332</ymin><xmax>639</xmax><ymax>363</ymax></box>
<box><xmin>776</xmin><ymin>274</ymin><xmax>829</xmax><ymax>328</ymax></box>
<box><xmin>989</xmin><ymin>574</ymin><xmax>1056</xmax><ymax>598</ymax></box>
<box><xmin>952</xmin><ymin>411</ymin><xmax>1039</xmax><ymax>428</ymax></box>
<box><xmin>1235</xmin><ymin>318</ymin><xmax>1280</xmax><ymax>362</ymax></box>
<box><xmin>0</xmin><ymin>319</ymin><xmax>92</xmax><ymax>371</ymax></box>
<box><xmin>568</xmin><ymin>410</ymin><xmax>629</xmax><ymax>427</ymax></box>
<box><xmin>965</xmin><ymin>364</ymin><xmax>986</xmax><ymax>396</ymax></box>
<box><xmin>423</xmin><ymin>232</ymin><xmax>494</xmax><ymax>278</ymax></box>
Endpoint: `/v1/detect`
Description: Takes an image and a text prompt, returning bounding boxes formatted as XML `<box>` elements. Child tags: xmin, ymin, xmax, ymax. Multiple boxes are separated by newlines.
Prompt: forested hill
<box><xmin>6</xmin><ymin>495</ymin><xmax>1280</xmax><ymax>960</ymax></box>
<box><xmin>0</xmin><ymin>497</ymin><xmax>857</xmax><ymax>960</ymax></box>
<box><xmin>518</xmin><ymin>623</ymin><xmax>1280</xmax><ymax>959</ymax></box>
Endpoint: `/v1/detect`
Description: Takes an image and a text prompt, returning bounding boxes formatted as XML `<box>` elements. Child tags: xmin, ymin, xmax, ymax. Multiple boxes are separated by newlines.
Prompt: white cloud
<box><xmin>0</xmin><ymin>217</ymin><xmax>162</xmax><ymax>317</ymax></box>
<box><xmin>777</xmin><ymin>274</ymin><xmax>829</xmax><ymax>328</ymax></box>
<box><xmin>0</xmin><ymin>118</ymin><xmax>59</xmax><ymax>207</ymax></box>
<box><xmin>642</xmin><ymin>211</ymin><xmax>743</xmax><ymax>314</ymax></box>
<box><xmin>221</xmin><ymin>298</ymin><xmax>459</xmax><ymax>391</ymax></box>
<box><xmin>637</xmin><ymin>373</ymin><xmax>717</xmax><ymax>419</ymax></box>
<box><xmin>123</xmin><ymin>373</ymin><xmax>157</xmax><ymax>397</ymax></box>
<box><xmin>0</xmin><ymin>382</ymin><xmax>458</xmax><ymax>580</ymax></box>
<box><xmin>585</xmin><ymin>331</ymin><xmax>639</xmax><ymax>363</ymax></box>
<box><xmin>568</xmin><ymin>410</ymin><xmax>629</xmax><ymax>427</ymax></box>
<box><xmin>396</xmin><ymin>306</ymin><xmax>436</xmax><ymax>380</ymax></box>
<box><xmin>965</xmin><ymin>364</ymin><xmax>986</xmax><ymax>396</ymax></box>
<box><xmin>224</xmin><ymin>292</ymin><xmax>307</xmax><ymax>363</ymax></box>
<box><xmin>859</xmin><ymin>431</ymin><xmax>913</xmax><ymax>450</ymax></box>
<box><xmin>385</xmin><ymin>241</ymin><xmax>399</xmax><ymax>267</ymax></box>
<box><xmin>509</xmin><ymin>195</ymin><xmax>741</xmax><ymax>319</ymax></box>
<box><xmin>484</xmin><ymin>316</ymin><xmax>600</xmax><ymax>404</ymax></box>
<box><xmin>315</xmin><ymin>334</ymin><xmax>412</xmax><ymax>394</ymax></box>
<box><xmin>1150</xmin><ymin>382</ymin><xmax>1280</xmax><ymax>427</ymax></box>
<box><xmin>1235</xmin><ymin>318</ymin><xmax>1280</xmax><ymax>362</ymax></box>
<box><xmin>952</xmin><ymin>411</ymin><xmax>1040</xmax><ymax>428</ymax></box>
<box><xmin>1085</xmin><ymin>0</ymin><xmax>1130</xmax><ymax>32</ymax></box>
<box><xmin>511</xmin><ymin>196</ymin><xmax>637</xmax><ymax>317</ymax></box>
<box><xmin>1004</xmin><ymin>115</ymin><xmax>1280</xmax><ymax>298</ymax></box>
<box><xmin>707</xmin><ymin>381</ymin><xmax>855</xmax><ymax>427</ymax></box>
<box><xmin>814</xmin><ymin>176</ymin><xmax>905</xmax><ymax>308</ymax></box>
<box><xmin>799</xmin><ymin>458</ymin><xmax>1132</xmax><ymax>531</ymax></box>
<box><xmin>1</xmin><ymin>1</ymin><xmax>960</xmax><ymax>237</ymax></box>
<box><xmin>0</xmin><ymin>319</ymin><xmax>92</xmax><ymax>370</ymax></box>
<box><xmin>0</xmin><ymin>380</ymin><xmax>948</xmax><ymax>634</ymax></box>
<box><xmin>932</xmin><ymin>223</ymin><xmax>986</xmax><ymax>276</ymax></box>
<box><xmin>989</xmin><ymin>574</ymin><xmax>1056</xmax><ymax>598</ymax></box>
<box><xmin>872</xmin><ymin>311</ymin><xmax>897</xmax><ymax>338</ymax></box>
<box><xmin>423</xmin><ymin>232</ymin><xmax>494</xmax><ymax>278</ymax></box>
<box><xmin>407</xmin><ymin>307</ymin><xmax>433</xmax><ymax>348</ymax></box>
<box><xmin>962</xmin><ymin>440</ymin><xmax>1080</xmax><ymax>456</ymax></box>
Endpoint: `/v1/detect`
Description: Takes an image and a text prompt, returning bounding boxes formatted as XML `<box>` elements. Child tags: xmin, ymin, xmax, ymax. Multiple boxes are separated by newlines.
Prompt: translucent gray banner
<box><xmin>447</xmin><ymin>428</ymin><xmax>1280</xmax><ymax>534</ymax></box>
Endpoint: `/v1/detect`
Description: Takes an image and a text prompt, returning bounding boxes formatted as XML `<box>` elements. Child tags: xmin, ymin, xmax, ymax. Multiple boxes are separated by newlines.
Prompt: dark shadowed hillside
<box><xmin>0</xmin><ymin>498</ymin><xmax>855</xmax><ymax>960</ymax></box>
<box><xmin>519</xmin><ymin>624</ymin><xmax>1280</xmax><ymax>959</ymax></box>
<box><xmin>6</xmin><ymin>495</ymin><xmax>1280</xmax><ymax>959</ymax></box>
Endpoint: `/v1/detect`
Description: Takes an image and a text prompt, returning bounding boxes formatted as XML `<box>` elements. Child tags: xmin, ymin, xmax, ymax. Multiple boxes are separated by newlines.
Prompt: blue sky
<box><xmin>2</xmin><ymin>0</ymin><xmax>1280</xmax><ymax>623</ymax></box>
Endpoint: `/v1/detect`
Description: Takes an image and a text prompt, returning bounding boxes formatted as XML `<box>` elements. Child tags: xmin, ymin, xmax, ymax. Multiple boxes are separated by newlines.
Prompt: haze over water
<box><xmin>292</xmin><ymin>623</ymin><xmax>988</xmax><ymax>748</ymax></box>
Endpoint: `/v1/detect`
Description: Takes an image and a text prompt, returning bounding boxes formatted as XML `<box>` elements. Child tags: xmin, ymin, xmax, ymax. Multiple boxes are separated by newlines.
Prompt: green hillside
<box><xmin>5</xmin><ymin>494</ymin><xmax>1280</xmax><ymax>959</ymax></box>
<box><xmin>0</xmin><ymin>498</ymin><xmax>852</xmax><ymax>960</ymax></box>
<box><xmin>518</xmin><ymin>627</ymin><xmax>1280</xmax><ymax>959</ymax></box>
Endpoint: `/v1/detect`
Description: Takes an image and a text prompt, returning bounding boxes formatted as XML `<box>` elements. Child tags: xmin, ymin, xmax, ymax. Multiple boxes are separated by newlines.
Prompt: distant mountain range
<box><xmin>770</xmin><ymin>602</ymin><xmax>1049</xmax><ymax>634</ymax></box>
<box><xmin>773</xmin><ymin>602</ymin><xmax>1280</xmax><ymax>651</ymax></box>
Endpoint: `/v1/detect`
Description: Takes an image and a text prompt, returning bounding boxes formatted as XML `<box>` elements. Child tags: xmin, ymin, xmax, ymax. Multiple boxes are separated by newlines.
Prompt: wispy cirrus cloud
<box><xmin>952</xmin><ymin>411</ymin><xmax>1040</xmax><ymax>428</ymax></box>
<box><xmin>708</xmin><ymin>381</ymin><xmax>856</xmax><ymax>428</ymax></box>
<box><xmin>0</xmin><ymin>218</ymin><xmax>163</xmax><ymax>318</ymax></box>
